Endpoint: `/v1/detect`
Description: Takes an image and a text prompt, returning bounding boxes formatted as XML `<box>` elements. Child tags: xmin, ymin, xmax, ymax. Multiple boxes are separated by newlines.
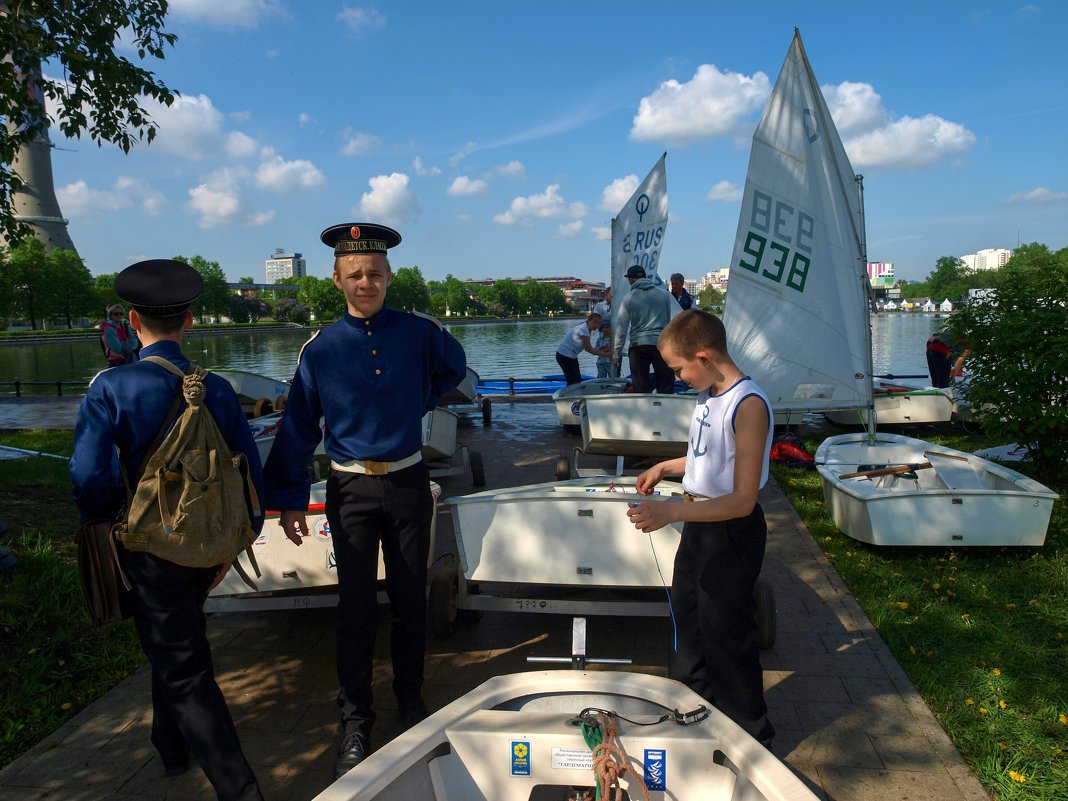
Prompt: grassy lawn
<box><xmin>1</xmin><ymin>424</ymin><xmax>1065</xmax><ymax>801</ymax></box>
<box><xmin>772</xmin><ymin>424</ymin><xmax>1067</xmax><ymax>800</ymax></box>
<box><xmin>0</xmin><ymin>430</ymin><xmax>143</xmax><ymax>769</ymax></box>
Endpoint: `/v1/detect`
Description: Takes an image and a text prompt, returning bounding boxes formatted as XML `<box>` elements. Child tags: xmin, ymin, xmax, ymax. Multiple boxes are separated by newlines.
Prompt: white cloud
<box><xmin>447</xmin><ymin>176</ymin><xmax>488</xmax><ymax>196</ymax></box>
<box><xmin>592</xmin><ymin>226</ymin><xmax>612</xmax><ymax>242</ymax></box>
<box><xmin>600</xmin><ymin>175</ymin><xmax>639</xmax><ymax>212</ymax></box>
<box><xmin>337</xmin><ymin>6</ymin><xmax>387</xmax><ymax>37</ymax></box>
<box><xmin>58</xmin><ymin>177</ymin><xmax>166</xmax><ymax>217</ymax></box>
<box><xmin>822</xmin><ymin>82</ymin><xmax>889</xmax><ymax>137</ymax></box>
<box><xmin>255</xmin><ymin>152</ymin><xmax>325</xmax><ymax>192</ymax></box>
<box><xmin>340</xmin><ymin>129</ymin><xmax>380</xmax><ymax>157</ymax></box>
<box><xmin>188</xmin><ymin>167</ymin><xmax>273</xmax><ymax>228</ymax></box>
<box><xmin>226</xmin><ymin>131</ymin><xmax>259</xmax><ymax>158</ymax></box>
<box><xmin>1003</xmin><ymin>187</ymin><xmax>1068</xmax><ymax>204</ymax></box>
<box><xmin>554</xmin><ymin>221</ymin><xmax>584</xmax><ymax>238</ymax></box>
<box><xmin>357</xmin><ymin>173</ymin><xmax>419</xmax><ymax>225</ymax></box>
<box><xmin>143</xmin><ymin>93</ymin><xmax>227</xmax><ymax>158</ymax></box>
<box><xmin>412</xmin><ymin>156</ymin><xmax>442</xmax><ymax>176</ymax></box>
<box><xmin>298</xmin><ymin>112</ymin><xmax>315</xmax><ymax>127</ymax></box>
<box><xmin>706</xmin><ymin>180</ymin><xmax>742</xmax><ymax>202</ymax></box>
<box><xmin>449</xmin><ymin>141</ymin><xmax>478</xmax><ymax>167</ymax></box>
<box><xmin>494</xmin><ymin>185</ymin><xmax>588</xmax><ymax>226</ymax></box>
<box><xmin>169</xmin><ymin>0</ymin><xmax>286</xmax><ymax>27</ymax></box>
<box><xmin>496</xmin><ymin>160</ymin><xmax>526</xmax><ymax>179</ymax></box>
<box><xmin>843</xmin><ymin>114</ymin><xmax>976</xmax><ymax>171</ymax></box>
<box><xmin>631</xmin><ymin>64</ymin><xmax>770</xmax><ymax>146</ymax></box>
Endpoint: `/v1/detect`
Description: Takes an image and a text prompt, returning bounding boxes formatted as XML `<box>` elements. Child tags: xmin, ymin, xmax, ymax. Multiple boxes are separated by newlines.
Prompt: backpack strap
<box><xmin>117</xmin><ymin>357</ymin><xmax>188</xmax><ymax>498</ymax></box>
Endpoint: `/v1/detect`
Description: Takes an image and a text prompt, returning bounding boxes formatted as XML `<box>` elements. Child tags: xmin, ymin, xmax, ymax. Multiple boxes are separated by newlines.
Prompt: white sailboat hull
<box><xmin>448</xmin><ymin>476</ymin><xmax>684</xmax><ymax>586</ymax></box>
<box><xmin>215</xmin><ymin>369</ymin><xmax>291</xmax><ymax>417</ymax></box>
<box><xmin>579</xmin><ymin>394</ymin><xmax>694</xmax><ymax>457</ymax></box>
<box><xmin>815</xmin><ymin>433</ymin><xmax>1057</xmax><ymax>547</ymax></box>
<box><xmin>207</xmin><ymin>480</ymin><xmax>440</xmax><ymax>603</ymax></box>
<box><xmin>551</xmin><ymin>378</ymin><xmax>629</xmax><ymax>428</ymax></box>
<box><xmin>825</xmin><ymin>382</ymin><xmax>954</xmax><ymax>426</ymax></box>
<box><xmin>249</xmin><ymin>408</ymin><xmax>457</xmax><ymax>466</ymax></box>
<box><xmin>439</xmin><ymin>367</ymin><xmax>479</xmax><ymax>406</ymax></box>
<box><xmin>312</xmin><ymin>670</ymin><xmax>818</xmax><ymax>801</ymax></box>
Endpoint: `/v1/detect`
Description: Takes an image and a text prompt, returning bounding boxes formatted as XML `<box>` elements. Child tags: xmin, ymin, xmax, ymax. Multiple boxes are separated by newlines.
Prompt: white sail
<box><xmin>610</xmin><ymin>153</ymin><xmax>680</xmax><ymax>314</ymax></box>
<box><xmin>723</xmin><ymin>30</ymin><xmax>873</xmax><ymax>420</ymax></box>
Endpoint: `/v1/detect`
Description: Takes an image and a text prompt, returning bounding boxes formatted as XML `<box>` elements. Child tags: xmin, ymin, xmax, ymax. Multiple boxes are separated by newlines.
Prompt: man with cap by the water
<box><xmin>612</xmin><ymin>264</ymin><xmax>675</xmax><ymax>393</ymax></box>
<box><xmin>70</xmin><ymin>260</ymin><xmax>266</xmax><ymax>801</ymax></box>
<box><xmin>263</xmin><ymin>223</ymin><xmax>466</xmax><ymax>778</ymax></box>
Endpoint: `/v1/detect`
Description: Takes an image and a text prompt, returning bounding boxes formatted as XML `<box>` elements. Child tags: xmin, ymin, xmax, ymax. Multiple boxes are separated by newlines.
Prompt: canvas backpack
<box><xmin>116</xmin><ymin>356</ymin><xmax>260</xmax><ymax>588</ymax></box>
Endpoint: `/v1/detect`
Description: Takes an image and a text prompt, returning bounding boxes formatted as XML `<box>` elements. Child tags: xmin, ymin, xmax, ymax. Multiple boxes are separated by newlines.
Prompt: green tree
<box><xmin>47</xmin><ymin>247</ymin><xmax>96</xmax><ymax>327</ymax></box>
<box><xmin>293</xmin><ymin>275</ymin><xmax>344</xmax><ymax>321</ymax></box>
<box><xmin>387</xmin><ymin>266</ymin><xmax>430</xmax><ymax>312</ymax></box>
<box><xmin>698</xmin><ymin>285</ymin><xmax>724</xmax><ymax>308</ymax></box>
<box><xmin>0</xmin><ymin>1</ymin><xmax>177</xmax><ymax>245</ymax></box>
<box><xmin>175</xmin><ymin>255</ymin><xmax>230</xmax><ymax>322</ymax></box>
<box><xmin>925</xmin><ymin>256</ymin><xmax>969</xmax><ymax>304</ymax></box>
<box><xmin>5</xmin><ymin>237</ymin><xmax>50</xmax><ymax>327</ymax></box>
<box><xmin>947</xmin><ymin>243</ymin><xmax>1068</xmax><ymax>481</ymax></box>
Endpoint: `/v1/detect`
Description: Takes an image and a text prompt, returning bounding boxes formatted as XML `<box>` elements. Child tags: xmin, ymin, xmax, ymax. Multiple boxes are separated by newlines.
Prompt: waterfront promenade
<box><xmin>0</xmin><ymin>398</ymin><xmax>990</xmax><ymax>800</ymax></box>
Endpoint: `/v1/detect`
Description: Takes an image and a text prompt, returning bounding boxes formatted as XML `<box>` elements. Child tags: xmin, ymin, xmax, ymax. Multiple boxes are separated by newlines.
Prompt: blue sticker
<box><xmin>511</xmin><ymin>741</ymin><xmax>530</xmax><ymax>776</ymax></box>
<box><xmin>644</xmin><ymin>749</ymin><xmax>665</xmax><ymax>791</ymax></box>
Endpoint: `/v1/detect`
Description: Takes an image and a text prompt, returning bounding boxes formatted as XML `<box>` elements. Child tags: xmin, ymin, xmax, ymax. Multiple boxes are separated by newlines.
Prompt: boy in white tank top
<box><xmin>627</xmin><ymin>309</ymin><xmax>775</xmax><ymax>748</ymax></box>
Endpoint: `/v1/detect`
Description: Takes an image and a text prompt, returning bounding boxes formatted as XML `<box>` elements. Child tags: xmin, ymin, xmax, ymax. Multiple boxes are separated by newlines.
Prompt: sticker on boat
<box><xmin>511</xmin><ymin>740</ymin><xmax>531</xmax><ymax>776</ymax></box>
<box><xmin>644</xmin><ymin>748</ymin><xmax>667</xmax><ymax>791</ymax></box>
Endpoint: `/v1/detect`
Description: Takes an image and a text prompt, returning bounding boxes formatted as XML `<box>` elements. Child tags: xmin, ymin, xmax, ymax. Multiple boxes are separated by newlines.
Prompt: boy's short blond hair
<box><xmin>659</xmin><ymin>309</ymin><xmax>728</xmax><ymax>359</ymax></box>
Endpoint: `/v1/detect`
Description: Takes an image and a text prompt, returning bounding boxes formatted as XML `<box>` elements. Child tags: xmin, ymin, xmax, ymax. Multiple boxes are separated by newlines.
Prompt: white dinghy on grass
<box><xmin>815</xmin><ymin>433</ymin><xmax>1057</xmax><ymax>547</ymax></box>
<box><xmin>310</xmin><ymin>669</ymin><xmax>819</xmax><ymax>801</ymax></box>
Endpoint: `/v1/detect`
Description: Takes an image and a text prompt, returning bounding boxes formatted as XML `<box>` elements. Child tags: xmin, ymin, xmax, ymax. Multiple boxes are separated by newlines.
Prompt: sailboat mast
<box><xmin>856</xmin><ymin>174</ymin><xmax>877</xmax><ymax>439</ymax></box>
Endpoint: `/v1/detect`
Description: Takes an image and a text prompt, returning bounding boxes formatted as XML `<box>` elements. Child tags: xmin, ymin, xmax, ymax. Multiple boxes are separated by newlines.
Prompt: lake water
<box><xmin>0</xmin><ymin>313</ymin><xmax>945</xmax><ymax>388</ymax></box>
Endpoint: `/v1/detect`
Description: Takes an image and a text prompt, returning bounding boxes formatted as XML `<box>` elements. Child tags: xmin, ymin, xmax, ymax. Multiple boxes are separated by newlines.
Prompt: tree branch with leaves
<box><xmin>0</xmin><ymin>0</ymin><xmax>177</xmax><ymax>244</ymax></box>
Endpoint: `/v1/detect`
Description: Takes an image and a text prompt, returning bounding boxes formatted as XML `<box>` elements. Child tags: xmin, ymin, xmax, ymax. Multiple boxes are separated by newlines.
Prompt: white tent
<box><xmin>922</xmin><ymin>299</ymin><xmax>937</xmax><ymax>313</ymax></box>
<box><xmin>883</xmin><ymin>299</ymin><xmax>898</xmax><ymax>310</ymax></box>
<box><xmin>940</xmin><ymin>298</ymin><xmax>954</xmax><ymax>313</ymax></box>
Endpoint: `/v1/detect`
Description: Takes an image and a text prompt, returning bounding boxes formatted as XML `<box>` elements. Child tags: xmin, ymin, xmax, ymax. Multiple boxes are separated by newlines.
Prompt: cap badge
<box><xmin>350</xmin><ymin>225</ymin><xmax>361</xmax><ymax>240</ymax></box>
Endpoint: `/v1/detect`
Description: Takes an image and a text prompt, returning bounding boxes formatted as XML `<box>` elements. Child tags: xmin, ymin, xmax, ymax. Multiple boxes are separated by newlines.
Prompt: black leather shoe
<box><xmin>399</xmin><ymin>700</ymin><xmax>430</xmax><ymax>729</ymax></box>
<box><xmin>334</xmin><ymin>732</ymin><xmax>370</xmax><ymax>779</ymax></box>
<box><xmin>162</xmin><ymin>758</ymin><xmax>189</xmax><ymax>777</ymax></box>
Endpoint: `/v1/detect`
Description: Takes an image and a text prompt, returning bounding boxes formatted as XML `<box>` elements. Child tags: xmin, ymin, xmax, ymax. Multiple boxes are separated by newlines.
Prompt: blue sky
<box><xmin>45</xmin><ymin>0</ymin><xmax>1068</xmax><ymax>284</ymax></box>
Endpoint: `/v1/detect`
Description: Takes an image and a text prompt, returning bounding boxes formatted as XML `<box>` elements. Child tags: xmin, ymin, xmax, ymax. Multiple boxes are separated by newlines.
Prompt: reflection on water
<box><xmin>0</xmin><ymin>314</ymin><xmax>946</xmax><ymax>386</ymax></box>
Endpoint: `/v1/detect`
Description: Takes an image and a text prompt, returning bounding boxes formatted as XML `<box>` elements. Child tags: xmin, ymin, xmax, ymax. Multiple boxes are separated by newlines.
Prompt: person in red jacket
<box><xmin>99</xmin><ymin>304</ymin><xmax>140</xmax><ymax>366</ymax></box>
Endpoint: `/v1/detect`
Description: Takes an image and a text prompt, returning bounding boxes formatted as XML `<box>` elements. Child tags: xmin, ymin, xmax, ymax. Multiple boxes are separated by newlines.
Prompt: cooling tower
<box><xmin>2</xmin><ymin>56</ymin><xmax>78</xmax><ymax>255</ymax></box>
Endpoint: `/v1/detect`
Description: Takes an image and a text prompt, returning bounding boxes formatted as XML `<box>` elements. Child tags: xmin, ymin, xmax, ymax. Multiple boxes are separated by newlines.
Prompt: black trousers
<box><xmin>628</xmin><ymin>343</ymin><xmax>674</xmax><ymax>394</ymax></box>
<box><xmin>668</xmin><ymin>506</ymin><xmax>774</xmax><ymax>745</ymax></box>
<box><xmin>556</xmin><ymin>352</ymin><xmax>583</xmax><ymax>385</ymax></box>
<box><xmin>926</xmin><ymin>349</ymin><xmax>952</xmax><ymax>388</ymax></box>
<box><xmin>121</xmin><ymin>549</ymin><xmax>262</xmax><ymax>801</ymax></box>
<box><xmin>326</xmin><ymin>462</ymin><xmax>433</xmax><ymax>736</ymax></box>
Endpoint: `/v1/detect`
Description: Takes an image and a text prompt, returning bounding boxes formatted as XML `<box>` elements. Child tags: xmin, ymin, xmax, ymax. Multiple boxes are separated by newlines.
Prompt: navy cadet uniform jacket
<box><xmin>264</xmin><ymin>308</ymin><xmax>466</xmax><ymax>509</ymax></box>
<box><xmin>70</xmin><ymin>339</ymin><xmax>265</xmax><ymax>532</ymax></box>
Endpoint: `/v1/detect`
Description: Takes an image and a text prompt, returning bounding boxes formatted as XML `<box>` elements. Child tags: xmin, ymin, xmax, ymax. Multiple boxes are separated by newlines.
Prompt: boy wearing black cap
<box><xmin>70</xmin><ymin>260</ymin><xmax>266</xmax><ymax>801</ymax></box>
<box><xmin>263</xmin><ymin>223</ymin><xmax>466</xmax><ymax>778</ymax></box>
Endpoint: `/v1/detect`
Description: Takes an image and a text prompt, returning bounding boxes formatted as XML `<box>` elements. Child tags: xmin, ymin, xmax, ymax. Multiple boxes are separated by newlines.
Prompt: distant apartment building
<box><xmin>265</xmin><ymin>249</ymin><xmax>306</xmax><ymax>284</ymax></box>
<box><xmin>960</xmin><ymin>248</ymin><xmax>1013</xmax><ymax>272</ymax></box>
<box><xmin>700</xmin><ymin>268</ymin><xmax>730</xmax><ymax>290</ymax></box>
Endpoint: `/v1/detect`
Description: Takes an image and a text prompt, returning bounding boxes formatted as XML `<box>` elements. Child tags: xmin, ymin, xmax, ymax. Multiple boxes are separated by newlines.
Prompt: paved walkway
<box><xmin>0</xmin><ymin>399</ymin><xmax>990</xmax><ymax>800</ymax></box>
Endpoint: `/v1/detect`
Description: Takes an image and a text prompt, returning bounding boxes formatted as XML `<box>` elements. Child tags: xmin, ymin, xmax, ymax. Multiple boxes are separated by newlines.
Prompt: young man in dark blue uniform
<box><xmin>70</xmin><ymin>260</ymin><xmax>266</xmax><ymax>801</ymax></box>
<box><xmin>263</xmin><ymin>223</ymin><xmax>466</xmax><ymax>779</ymax></box>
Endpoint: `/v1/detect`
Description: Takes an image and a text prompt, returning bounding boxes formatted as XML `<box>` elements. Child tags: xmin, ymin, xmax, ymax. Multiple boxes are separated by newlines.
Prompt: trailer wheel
<box><xmin>481</xmin><ymin>398</ymin><xmax>492</xmax><ymax>426</ymax></box>
<box><xmin>253</xmin><ymin>397</ymin><xmax>273</xmax><ymax>418</ymax></box>
<box><xmin>470</xmin><ymin>451</ymin><xmax>486</xmax><ymax>487</ymax></box>
<box><xmin>554</xmin><ymin>456</ymin><xmax>571</xmax><ymax>481</ymax></box>
<box><xmin>428</xmin><ymin>566</ymin><xmax>459</xmax><ymax>638</ymax></box>
<box><xmin>754</xmin><ymin>575</ymin><xmax>776</xmax><ymax>650</ymax></box>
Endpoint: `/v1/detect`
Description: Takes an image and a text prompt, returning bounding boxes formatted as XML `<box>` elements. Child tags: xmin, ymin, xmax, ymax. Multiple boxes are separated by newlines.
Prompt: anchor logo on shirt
<box><xmin>690</xmin><ymin>406</ymin><xmax>711</xmax><ymax>456</ymax></box>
